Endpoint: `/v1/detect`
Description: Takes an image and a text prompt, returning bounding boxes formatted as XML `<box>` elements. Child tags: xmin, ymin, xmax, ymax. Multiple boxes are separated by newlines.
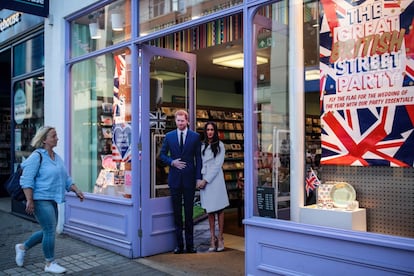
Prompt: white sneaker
<box><xmin>44</xmin><ymin>261</ymin><xmax>67</xmax><ymax>274</ymax></box>
<box><xmin>15</xmin><ymin>244</ymin><xmax>25</xmax><ymax>267</ymax></box>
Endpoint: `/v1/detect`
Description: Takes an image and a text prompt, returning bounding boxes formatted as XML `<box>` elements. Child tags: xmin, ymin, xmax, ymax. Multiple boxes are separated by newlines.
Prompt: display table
<box><xmin>299</xmin><ymin>205</ymin><xmax>367</xmax><ymax>231</ymax></box>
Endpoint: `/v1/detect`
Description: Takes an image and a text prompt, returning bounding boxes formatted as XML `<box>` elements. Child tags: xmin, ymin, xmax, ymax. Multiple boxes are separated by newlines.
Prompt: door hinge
<box><xmin>138</xmin><ymin>229</ymin><xmax>142</xmax><ymax>238</ymax></box>
<box><xmin>137</xmin><ymin>142</ymin><xmax>142</xmax><ymax>151</ymax></box>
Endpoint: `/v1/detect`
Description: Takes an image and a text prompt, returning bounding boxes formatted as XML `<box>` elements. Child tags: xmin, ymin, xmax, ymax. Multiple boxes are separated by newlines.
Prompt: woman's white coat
<box><xmin>200</xmin><ymin>141</ymin><xmax>229</xmax><ymax>213</ymax></box>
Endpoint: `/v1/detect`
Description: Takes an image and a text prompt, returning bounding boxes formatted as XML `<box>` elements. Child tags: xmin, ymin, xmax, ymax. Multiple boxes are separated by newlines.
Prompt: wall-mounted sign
<box><xmin>0</xmin><ymin>0</ymin><xmax>49</xmax><ymax>18</ymax></box>
<box><xmin>0</xmin><ymin>12</ymin><xmax>21</xmax><ymax>33</ymax></box>
<box><xmin>320</xmin><ymin>0</ymin><xmax>414</xmax><ymax>167</ymax></box>
<box><xmin>0</xmin><ymin>10</ymin><xmax>44</xmax><ymax>42</ymax></box>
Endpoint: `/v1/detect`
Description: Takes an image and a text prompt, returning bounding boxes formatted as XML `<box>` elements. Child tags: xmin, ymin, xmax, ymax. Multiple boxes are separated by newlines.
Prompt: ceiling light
<box><xmin>212</xmin><ymin>53</ymin><xmax>268</xmax><ymax>69</ymax></box>
<box><xmin>89</xmin><ymin>22</ymin><xmax>101</xmax><ymax>39</ymax></box>
<box><xmin>150</xmin><ymin>70</ymin><xmax>184</xmax><ymax>81</ymax></box>
<box><xmin>111</xmin><ymin>13</ymin><xmax>123</xmax><ymax>31</ymax></box>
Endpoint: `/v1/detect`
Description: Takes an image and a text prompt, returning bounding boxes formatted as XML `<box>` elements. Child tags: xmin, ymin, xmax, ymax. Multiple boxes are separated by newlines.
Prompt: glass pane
<box><xmin>70</xmin><ymin>0</ymin><xmax>131</xmax><ymax>58</ymax></box>
<box><xmin>303</xmin><ymin>0</ymin><xmax>413</xmax><ymax>238</ymax></box>
<box><xmin>71</xmin><ymin>48</ymin><xmax>132</xmax><ymax>198</ymax></box>
<box><xmin>304</xmin><ymin>0</ymin><xmax>321</xmax><ymax>206</ymax></box>
<box><xmin>13</xmin><ymin>34</ymin><xmax>44</xmax><ymax>76</ymax></box>
<box><xmin>13</xmin><ymin>76</ymin><xmax>44</xmax><ymax>167</ymax></box>
<box><xmin>139</xmin><ymin>0</ymin><xmax>242</xmax><ymax>36</ymax></box>
<box><xmin>149</xmin><ymin>56</ymin><xmax>189</xmax><ymax>198</ymax></box>
<box><xmin>253</xmin><ymin>2</ymin><xmax>290</xmax><ymax>219</ymax></box>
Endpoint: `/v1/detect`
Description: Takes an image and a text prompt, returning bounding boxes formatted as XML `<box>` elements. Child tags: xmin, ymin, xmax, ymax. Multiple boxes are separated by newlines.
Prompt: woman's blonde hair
<box><xmin>31</xmin><ymin>126</ymin><xmax>55</xmax><ymax>148</ymax></box>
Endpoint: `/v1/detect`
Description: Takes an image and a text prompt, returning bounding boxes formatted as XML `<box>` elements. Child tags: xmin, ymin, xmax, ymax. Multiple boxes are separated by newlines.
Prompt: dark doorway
<box><xmin>0</xmin><ymin>49</ymin><xmax>12</xmax><ymax>197</ymax></box>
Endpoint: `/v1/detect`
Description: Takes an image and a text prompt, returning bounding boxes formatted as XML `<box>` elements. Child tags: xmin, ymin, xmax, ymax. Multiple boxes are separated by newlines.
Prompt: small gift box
<box><xmin>317</xmin><ymin>183</ymin><xmax>334</xmax><ymax>202</ymax></box>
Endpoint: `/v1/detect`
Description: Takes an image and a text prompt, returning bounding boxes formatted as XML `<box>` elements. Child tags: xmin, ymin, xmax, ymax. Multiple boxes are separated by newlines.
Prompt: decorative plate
<box><xmin>330</xmin><ymin>182</ymin><xmax>356</xmax><ymax>208</ymax></box>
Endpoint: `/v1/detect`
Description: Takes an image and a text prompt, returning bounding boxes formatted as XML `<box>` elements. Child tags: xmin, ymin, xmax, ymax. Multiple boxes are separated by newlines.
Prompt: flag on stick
<box><xmin>305</xmin><ymin>168</ymin><xmax>321</xmax><ymax>197</ymax></box>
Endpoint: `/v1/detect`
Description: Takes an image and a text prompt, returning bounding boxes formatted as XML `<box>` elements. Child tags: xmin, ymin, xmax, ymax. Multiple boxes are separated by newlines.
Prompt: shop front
<box><xmin>44</xmin><ymin>0</ymin><xmax>414</xmax><ymax>274</ymax></box>
<box><xmin>0</xmin><ymin>8</ymin><xmax>45</xmax><ymax>220</ymax></box>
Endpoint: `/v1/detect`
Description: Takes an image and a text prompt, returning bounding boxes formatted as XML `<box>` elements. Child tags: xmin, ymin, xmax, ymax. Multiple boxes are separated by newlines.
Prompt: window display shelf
<box><xmin>299</xmin><ymin>205</ymin><xmax>367</xmax><ymax>231</ymax></box>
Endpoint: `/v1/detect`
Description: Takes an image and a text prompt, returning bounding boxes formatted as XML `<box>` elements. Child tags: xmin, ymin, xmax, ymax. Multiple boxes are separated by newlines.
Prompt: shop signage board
<box><xmin>257</xmin><ymin>186</ymin><xmax>276</xmax><ymax>218</ymax></box>
<box><xmin>0</xmin><ymin>0</ymin><xmax>49</xmax><ymax>17</ymax></box>
<box><xmin>0</xmin><ymin>10</ymin><xmax>43</xmax><ymax>42</ymax></box>
<box><xmin>320</xmin><ymin>0</ymin><xmax>414</xmax><ymax>167</ymax></box>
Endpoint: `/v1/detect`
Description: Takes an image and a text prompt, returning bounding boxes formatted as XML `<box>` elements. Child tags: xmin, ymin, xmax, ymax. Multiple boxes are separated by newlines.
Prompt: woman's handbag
<box><xmin>4</xmin><ymin>151</ymin><xmax>42</xmax><ymax>201</ymax></box>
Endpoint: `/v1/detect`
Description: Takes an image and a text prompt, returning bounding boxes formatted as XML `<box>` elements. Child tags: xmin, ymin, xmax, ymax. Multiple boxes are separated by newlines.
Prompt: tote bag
<box><xmin>4</xmin><ymin>151</ymin><xmax>42</xmax><ymax>201</ymax></box>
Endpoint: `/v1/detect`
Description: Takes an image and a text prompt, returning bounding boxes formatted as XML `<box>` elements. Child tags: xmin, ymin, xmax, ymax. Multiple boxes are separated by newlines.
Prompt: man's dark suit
<box><xmin>160</xmin><ymin>129</ymin><xmax>202</xmax><ymax>251</ymax></box>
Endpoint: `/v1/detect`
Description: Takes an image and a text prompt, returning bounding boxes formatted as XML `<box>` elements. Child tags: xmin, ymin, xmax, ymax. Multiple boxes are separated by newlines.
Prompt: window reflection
<box><xmin>71</xmin><ymin>49</ymin><xmax>132</xmax><ymax>198</ymax></box>
<box><xmin>13</xmin><ymin>34</ymin><xmax>44</xmax><ymax>76</ymax></box>
<box><xmin>139</xmin><ymin>0</ymin><xmax>242</xmax><ymax>35</ymax></box>
<box><xmin>253</xmin><ymin>1</ymin><xmax>290</xmax><ymax>220</ymax></box>
<box><xmin>70</xmin><ymin>0</ymin><xmax>130</xmax><ymax>58</ymax></box>
<box><xmin>13</xmin><ymin>77</ymin><xmax>44</xmax><ymax>166</ymax></box>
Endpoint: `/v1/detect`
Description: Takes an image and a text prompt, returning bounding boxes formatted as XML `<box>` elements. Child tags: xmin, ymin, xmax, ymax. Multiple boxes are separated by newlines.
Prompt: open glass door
<box><xmin>140</xmin><ymin>44</ymin><xmax>196</xmax><ymax>256</ymax></box>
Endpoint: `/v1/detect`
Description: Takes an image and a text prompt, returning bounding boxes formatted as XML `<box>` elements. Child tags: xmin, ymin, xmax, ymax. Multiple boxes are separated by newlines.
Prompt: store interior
<box><xmin>149</xmin><ymin>36</ymin><xmax>247</xmax><ymax>238</ymax></box>
<box><xmin>147</xmin><ymin>10</ymin><xmax>319</xmax><ymax>241</ymax></box>
<box><xmin>1</xmin><ymin>6</ymin><xmax>321</xmax><ymax>247</ymax></box>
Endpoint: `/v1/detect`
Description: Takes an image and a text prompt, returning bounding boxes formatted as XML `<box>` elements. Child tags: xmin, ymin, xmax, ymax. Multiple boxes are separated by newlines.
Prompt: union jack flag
<box><xmin>319</xmin><ymin>0</ymin><xmax>414</xmax><ymax>167</ymax></box>
<box><xmin>305</xmin><ymin>168</ymin><xmax>321</xmax><ymax>197</ymax></box>
<box><xmin>113</xmin><ymin>54</ymin><xmax>125</xmax><ymax>99</ymax></box>
<box><xmin>150</xmin><ymin>110</ymin><xmax>167</xmax><ymax>130</ymax></box>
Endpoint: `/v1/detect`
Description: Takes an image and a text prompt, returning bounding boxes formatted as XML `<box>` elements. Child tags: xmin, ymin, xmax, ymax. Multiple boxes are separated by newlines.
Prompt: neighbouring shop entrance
<box><xmin>2</xmin><ymin>32</ymin><xmax>45</xmax><ymax>220</ymax></box>
<box><xmin>0</xmin><ymin>49</ymin><xmax>12</xmax><ymax>198</ymax></box>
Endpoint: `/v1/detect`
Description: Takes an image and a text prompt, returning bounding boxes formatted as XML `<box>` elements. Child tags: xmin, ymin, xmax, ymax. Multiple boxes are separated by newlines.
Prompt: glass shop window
<box><xmin>303</xmin><ymin>0</ymin><xmax>414</xmax><ymax>239</ymax></box>
<box><xmin>139</xmin><ymin>0</ymin><xmax>243</xmax><ymax>36</ymax></box>
<box><xmin>70</xmin><ymin>0</ymin><xmax>131</xmax><ymax>58</ymax></box>
<box><xmin>251</xmin><ymin>0</ymin><xmax>414</xmax><ymax>240</ymax></box>
<box><xmin>252</xmin><ymin>1</ymin><xmax>291</xmax><ymax>220</ymax></box>
<box><xmin>70</xmin><ymin>48</ymin><xmax>132</xmax><ymax>198</ymax></box>
<box><xmin>13</xmin><ymin>76</ymin><xmax>44</xmax><ymax>167</ymax></box>
<box><xmin>13</xmin><ymin>34</ymin><xmax>44</xmax><ymax>77</ymax></box>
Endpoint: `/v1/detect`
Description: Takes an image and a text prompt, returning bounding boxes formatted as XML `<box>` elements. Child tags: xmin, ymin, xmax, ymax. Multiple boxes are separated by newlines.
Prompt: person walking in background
<box><xmin>160</xmin><ymin>110</ymin><xmax>202</xmax><ymax>254</ymax></box>
<box><xmin>15</xmin><ymin>126</ymin><xmax>84</xmax><ymax>274</ymax></box>
<box><xmin>197</xmin><ymin>122</ymin><xmax>229</xmax><ymax>252</ymax></box>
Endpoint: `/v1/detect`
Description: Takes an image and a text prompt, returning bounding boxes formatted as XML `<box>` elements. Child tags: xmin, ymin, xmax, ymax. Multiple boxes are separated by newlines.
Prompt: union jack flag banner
<box><xmin>320</xmin><ymin>0</ymin><xmax>414</xmax><ymax>166</ymax></box>
<box><xmin>150</xmin><ymin>110</ymin><xmax>167</xmax><ymax>130</ymax></box>
<box><xmin>305</xmin><ymin>168</ymin><xmax>321</xmax><ymax>197</ymax></box>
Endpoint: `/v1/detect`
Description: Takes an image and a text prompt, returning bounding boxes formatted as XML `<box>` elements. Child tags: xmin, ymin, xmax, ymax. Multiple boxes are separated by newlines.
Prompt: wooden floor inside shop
<box><xmin>223</xmin><ymin>208</ymin><xmax>245</xmax><ymax>237</ymax></box>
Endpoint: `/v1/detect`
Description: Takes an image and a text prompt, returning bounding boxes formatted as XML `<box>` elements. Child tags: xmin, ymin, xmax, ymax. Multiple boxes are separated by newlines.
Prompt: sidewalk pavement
<box><xmin>0</xmin><ymin>198</ymin><xmax>244</xmax><ymax>275</ymax></box>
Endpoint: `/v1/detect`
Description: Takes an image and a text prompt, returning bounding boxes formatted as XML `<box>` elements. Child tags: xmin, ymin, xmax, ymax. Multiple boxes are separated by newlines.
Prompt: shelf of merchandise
<box><xmin>196</xmin><ymin>107</ymin><xmax>244</xmax><ymax>214</ymax></box>
<box><xmin>94</xmin><ymin>97</ymin><xmax>117</xmax><ymax>196</ymax></box>
<box><xmin>305</xmin><ymin>114</ymin><xmax>321</xmax><ymax>170</ymax></box>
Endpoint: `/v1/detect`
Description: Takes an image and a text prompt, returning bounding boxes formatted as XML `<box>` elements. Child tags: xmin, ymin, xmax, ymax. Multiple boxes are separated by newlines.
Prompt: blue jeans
<box><xmin>24</xmin><ymin>200</ymin><xmax>58</xmax><ymax>262</ymax></box>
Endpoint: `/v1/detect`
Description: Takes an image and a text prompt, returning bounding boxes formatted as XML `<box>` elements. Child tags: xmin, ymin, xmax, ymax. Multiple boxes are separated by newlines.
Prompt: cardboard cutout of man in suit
<box><xmin>160</xmin><ymin>109</ymin><xmax>202</xmax><ymax>253</ymax></box>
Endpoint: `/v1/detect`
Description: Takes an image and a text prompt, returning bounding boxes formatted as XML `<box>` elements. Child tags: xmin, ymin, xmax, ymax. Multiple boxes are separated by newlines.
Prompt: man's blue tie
<box><xmin>180</xmin><ymin>131</ymin><xmax>184</xmax><ymax>151</ymax></box>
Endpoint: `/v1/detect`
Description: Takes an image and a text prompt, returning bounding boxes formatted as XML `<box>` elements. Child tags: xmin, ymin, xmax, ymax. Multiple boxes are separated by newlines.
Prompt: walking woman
<box><xmin>197</xmin><ymin>122</ymin><xmax>229</xmax><ymax>252</ymax></box>
<box><xmin>15</xmin><ymin>126</ymin><xmax>84</xmax><ymax>274</ymax></box>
